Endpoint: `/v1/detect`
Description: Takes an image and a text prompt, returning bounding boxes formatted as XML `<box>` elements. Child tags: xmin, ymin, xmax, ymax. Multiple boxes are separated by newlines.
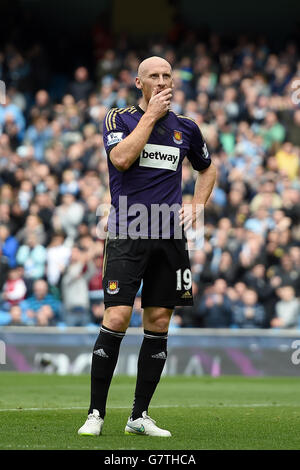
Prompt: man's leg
<box><xmin>78</xmin><ymin>305</ymin><xmax>132</xmax><ymax>435</ymax></box>
<box><xmin>89</xmin><ymin>305</ymin><xmax>132</xmax><ymax>418</ymax></box>
<box><xmin>130</xmin><ymin>306</ymin><xmax>173</xmax><ymax>420</ymax></box>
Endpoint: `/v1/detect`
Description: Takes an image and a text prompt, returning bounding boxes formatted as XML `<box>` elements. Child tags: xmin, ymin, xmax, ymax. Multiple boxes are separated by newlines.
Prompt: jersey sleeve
<box><xmin>186</xmin><ymin>122</ymin><xmax>212</xmax><ymax>171</ymax></box>
<box><xmin>103</xmin><ymin>108</ymin><xmax>130</xmax><ymax>155</ymax></box>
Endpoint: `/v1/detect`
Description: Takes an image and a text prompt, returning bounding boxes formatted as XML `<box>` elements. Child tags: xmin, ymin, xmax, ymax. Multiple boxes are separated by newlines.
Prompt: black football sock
<box><xmin>130</xmin><ymin>329</ymin><xmax>168</xmax><ymax>420</ymax></box>
<box><xmin>89</xmin><ymin>325</ymin><xmax>125</xmax><ymax>419</ymax></box>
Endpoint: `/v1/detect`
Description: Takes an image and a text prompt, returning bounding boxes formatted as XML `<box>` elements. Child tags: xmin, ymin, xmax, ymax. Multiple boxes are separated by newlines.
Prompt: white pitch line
<box><xmin>0</xmin><ymin>403</ymin><xmax>299</xmax><ymax>412</ymax></box>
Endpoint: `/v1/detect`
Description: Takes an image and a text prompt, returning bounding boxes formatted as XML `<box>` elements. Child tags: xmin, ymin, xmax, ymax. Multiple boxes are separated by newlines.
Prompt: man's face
<box><xmin>34</xmin><ymin>281</ymin><xmax>48</xmax><ymax>299</ymax></box>
<box><xmin>75</xmin><ymin>67</ymin><xmax>88</xmax><ymax>82</ymax></box>
<box><xmin>136</xmin><ymin>61</ymin><xmax>173</xmax><ymax>103</ymax></box>
<box><xmin>63</xmin><ymin>194</ymin><xmax>74</xmax><ymax>206</ymax></box>
<box><xmin>243</xmin><ymin>290</ymin><xmax>257</xmax><ymax>306</ymax></box>
<box><xmin>0</xmin><ymin>225</ymin><xmax>9</xmax><ymax>241</ymax></box>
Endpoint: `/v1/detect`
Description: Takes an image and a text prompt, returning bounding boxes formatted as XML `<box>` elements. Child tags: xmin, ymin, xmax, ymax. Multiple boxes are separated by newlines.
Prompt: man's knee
<box><xmin>103</xmin><ymin>305</ymin><xmax>132</xmax><ymax>332</ymax></box>
<box><xmin>143</xmin><ymin>307</ymin><xmax>173</xmax><ymax>332</ymax></box>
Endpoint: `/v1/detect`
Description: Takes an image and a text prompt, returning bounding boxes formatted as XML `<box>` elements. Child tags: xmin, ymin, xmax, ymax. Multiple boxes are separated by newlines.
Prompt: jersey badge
<box><xmin>107</xmin><ymin>280</ymin><xmax>120</xmax><ymax>294</ymax></box>
<box><xmin>173</xmin><ymin>130</ymin><xmax>183</xmax><ymax>145</ymax></box>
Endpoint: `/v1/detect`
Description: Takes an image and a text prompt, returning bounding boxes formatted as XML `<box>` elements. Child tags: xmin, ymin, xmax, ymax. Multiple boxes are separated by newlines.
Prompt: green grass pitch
<box><xmin>0</xmin><ymin>372</ymin><xmax>300</xmax><ymax>450</ymax></box>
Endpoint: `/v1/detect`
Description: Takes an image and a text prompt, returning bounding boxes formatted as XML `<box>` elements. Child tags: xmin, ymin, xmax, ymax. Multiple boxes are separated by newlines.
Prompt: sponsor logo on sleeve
<box><xmin>107</xmin><ymin>132</ymin><xmax>123</xmax><ymax>146</ymax></box>
<box><xmin>202</xmin><ymin>143</ymin><xmax>209</xmax><ymax>159</ymax></box>
<box><xmin>139</xmin><ymin>144</ymin><xmax>180</xmax><ymax>171</ymax></box>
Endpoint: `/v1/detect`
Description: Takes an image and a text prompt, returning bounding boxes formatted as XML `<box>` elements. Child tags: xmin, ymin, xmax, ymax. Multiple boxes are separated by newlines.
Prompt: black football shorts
<box><xmin>102</xmin><ymin>233</ymin><xmax>194</xmax><ymax>309</ymax></box>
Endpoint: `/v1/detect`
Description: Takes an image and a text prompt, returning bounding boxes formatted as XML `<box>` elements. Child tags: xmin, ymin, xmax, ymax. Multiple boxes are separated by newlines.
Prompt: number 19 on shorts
<box><xmin>176</xmin><ymin>268</ymin><xmax>192</xmax><ymax>291</ymax></box>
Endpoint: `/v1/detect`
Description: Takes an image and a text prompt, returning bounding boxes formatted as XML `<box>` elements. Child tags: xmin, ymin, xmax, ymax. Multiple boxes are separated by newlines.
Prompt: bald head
<box><xmin>136</xmin><ymin>56</ymin><xmax>173</xmax><ymax>110</ymax></box>
<box><xmin>137</xmin><ymin>56</ymin><xmax>172</xmax><ymax>79</ymax></box>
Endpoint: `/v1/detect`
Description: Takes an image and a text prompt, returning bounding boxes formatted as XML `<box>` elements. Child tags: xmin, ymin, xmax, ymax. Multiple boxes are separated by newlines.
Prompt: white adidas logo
<box><xmin>151</xmin><ymin>352</ymin><xmax>167</xmax><ymax>360</ymax></box>
<box><xmin>94</xmin><ymin>348</ymin><xmax>109</xmax><ymax>358</ymax></box>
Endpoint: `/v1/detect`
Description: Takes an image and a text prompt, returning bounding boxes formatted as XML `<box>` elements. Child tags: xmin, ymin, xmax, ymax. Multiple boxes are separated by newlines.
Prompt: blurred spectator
<box><xmin>238</xmin><ymin>232</ymin><xmax>264</xmax><ymax>272</ymax></box>
<box><xmin>17</xmin><ymin>180</ymin><xmax>34</xmax><ymax>211</ymax></box>
<box><xmin>46</xmin><ymin>232</ymin><xmax>71</xmax><ymax>286</ymax></box>
<box><xmin>210</xmin><ymin>250</ymin><xmax>238</xmax><ymax>285</ymax></box>
<box><xmin>232</xmin><ymin>288</ymin><xmax>266</xmax><ymax>328</ymax></box>
<box><xmin>16</xmin><ymin>233</ymin><xmax>47</xmax><ymax>280</ymax></box>
<box><xmin>209</xmin><ymin>230</ymin><xmax>230</xmax><ymax>275</ymax></box>
<box><xmin>244</xmin><ymin>207</ymin><xmax>275</xmax><ymax>236</ymax></box>
<box><xmin>24</xmin><ymin>115</ymin><xmax>53</xmax><ymax>161</ymax></box>
<box><xmin>6</xmin><ymin>86</ymin><xmax>26</xmax><ymax>114</ymax></box>
<box><xmin>7</xmin><ymin>304</ymin><xmax>27</xmax><ymax>326</ymax></box>
<box><xmin>90</xmin><ymin>300</ymin><xmax>105</xmax><ymax>325</ymax></box>
<box><xmin>88</xmin><ymin>252</ymin><xmax>104</xmax><ymax>302</ymax></box>
<box><xmin>250</xmin><ymin>180</ymin><xmax>282</xmax><ymax>213</ymax></box>
<box><xmin>289</xmin><ymin>246</ymin><xmax>300</xmax><ymax>273</ymax></box>
<box><xmin>16</xmin><ymin>214</ymin><xmax>47</xmax><ymax>246</ymax></box>
<box><xmin>52</xmin><ymin>193</ymin><xmax>84</xmax><ymax>240</ymax></box>
<box><xmin>197</xmin><ymin>279</ymin><xmax>233</xmax><ymax>328</ymax></box>
<box><xmin>20</xmin><ymin>279</ymin><xmax>62</xmax><ymax>325</ymax></box>
<box><xmin>275</xmin><ymin>142</ymin><xmax>299</xmax><ymax>181</ymax></box>
<box><xmin>271</xmin><ymin>286</ymin><xmax>300</xmax><ymax>329</ymax></box>
<box><xmin>59</xmin><ymin>169</ymin><xmax>79</xmax><ymax>196</ymax></box>
<box><xmin>0</xmin><ymin>224</ymin><xmax>19</xmax><ymax>267</ymax></box>
<box><xmin>96</xmin><ymin>49</ymin><xmax>121</xmax><ymax>83</ymax></box>
<box><xmin>227</xmin><ymin>281</ymin><xmax>248</xmax><ymax>310</ymax></box>
<box><xmin>29</xmin><ymin>89</ymin><xmax>53</xmax><ymax>122</ymax></box>
<box><xmin>269</xmin><ymin>253</ymin><xmax>300</xmax><ymax>294</ymax></box>
<box><xmin>0</xmin><ymin>245</ymin><xmax>9</xmax><ymax>289</ymax></box>
<box><xmin>61</xmin><ymin>246</ymin><xmax>95</xmax><ymax>326</ymax></box>
<box><xmin>35</xmin><ymin>305</ymin><xmax>57</xmax><ymax>326</ymax></box>
<box><xmin>67</xmin><ymin>66</ymin><xmax>94</xmax><ymax>103</ymax></box>
<box><xmin>82</xmin><ymin>194</ymin><xmax>102</xmax><ymax>231</ymax></box>
<box><xmin>34</xmin><ymin>191</ymin><xmax>55</xmax><ymax>238</ymax></box>
<box><xmin>1</xmin><ymin>267</ymin><xmax>27</xmax><ymax>307</ymax></box>
<box><xmin>256</xmin><ymin>111</ymin><xmax>285</xmax><ymax>151</ymax></box>
<box><xmin>169</xmin><ymin>313</ymin><xmax>184</xmax><ymax>331</ymax></box>
<box><xmin>0</xmin><ymin>95</ymin><xmax>26</xmax><ymax>141</ymax></box>
<box><xmin>242</xmin><ymin>263</ymin><xmax>276</xmax><ymax>325</ymax></box>
<box><xmin>286</xmin><ymin>109</ymin><xmax>300</xmax><ymax>146</ymax></box>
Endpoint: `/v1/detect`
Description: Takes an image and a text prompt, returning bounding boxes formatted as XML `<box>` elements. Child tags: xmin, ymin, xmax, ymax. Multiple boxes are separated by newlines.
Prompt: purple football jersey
<box><xmin>103</xmin><ymin>105</ymin><xmax>211</xmax><ymax>238</ymax></box>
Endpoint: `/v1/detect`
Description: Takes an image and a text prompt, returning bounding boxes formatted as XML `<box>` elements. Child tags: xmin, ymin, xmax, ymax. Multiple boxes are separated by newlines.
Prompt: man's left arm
<box><xmin>193</xmin><ymin>162</ymin><xmax>217</xmax><ymax>206</ymax></box>
<box><xmin>179</xmin><ymin>163</ymin><xmax>216</xmax><ymax>228</ymax></box>
<box><xmin>180</xmin><ymin>123</ymin><xmax>217</xmax><ymax>228</ymax></box>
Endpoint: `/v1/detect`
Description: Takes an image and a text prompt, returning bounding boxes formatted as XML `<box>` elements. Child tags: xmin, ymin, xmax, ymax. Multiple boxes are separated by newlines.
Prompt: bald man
<box><xmin>78</xmin><ymin>56</ymin><xmax>216</xmax><ymax>437</ymax></box>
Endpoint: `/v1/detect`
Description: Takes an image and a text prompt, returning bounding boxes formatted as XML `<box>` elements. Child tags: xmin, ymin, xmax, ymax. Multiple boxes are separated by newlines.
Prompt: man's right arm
<box><xmin>109</xmin><ymin>87</ymin><xmax>172</xmax><ymax>172</ymax></box>
<box><xmin>109</xmin><ymin>112</ymin><xmax>156</xmax><ymax>172</ymax></box>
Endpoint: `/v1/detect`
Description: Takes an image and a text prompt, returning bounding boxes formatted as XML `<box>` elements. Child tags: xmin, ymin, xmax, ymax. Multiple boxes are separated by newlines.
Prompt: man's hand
<box><xmin>26</xmin><ymin>309</ymin><xmax>35</xmax><ymax>319</ymax></box>
<box><xmin>146</xmin><ymin>87</ymin><xmax>173</xmax><ymax>121</ymax></box>
<box><xmin>179</xmin><ymin>202</ymin><xmax>204</xmax><ymax>231</ymax></box>
<box><xmin>271</xmin><ymin>317</ymin><xmax>284</xmax><ymax>328</ymax></box>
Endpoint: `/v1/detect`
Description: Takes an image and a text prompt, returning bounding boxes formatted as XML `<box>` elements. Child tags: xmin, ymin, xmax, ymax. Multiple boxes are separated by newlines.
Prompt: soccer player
<box><xmin>78</xmin><ymin>56</ymin><xmax>216</xmax><ymax>437</ymax></box>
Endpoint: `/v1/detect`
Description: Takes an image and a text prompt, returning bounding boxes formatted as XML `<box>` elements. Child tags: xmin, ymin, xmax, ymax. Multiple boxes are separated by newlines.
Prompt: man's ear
<box><xmin>135</xmin><ymin>77</ymin><xmax>142</xmax><ymax>90</ymax></box>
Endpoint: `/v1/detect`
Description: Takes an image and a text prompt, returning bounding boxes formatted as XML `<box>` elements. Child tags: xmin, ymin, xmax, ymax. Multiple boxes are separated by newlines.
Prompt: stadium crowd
<box><xmin>0</xmin><ymin>31</ymin><xmax>300</xmax><ymax>329</ymax></box>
